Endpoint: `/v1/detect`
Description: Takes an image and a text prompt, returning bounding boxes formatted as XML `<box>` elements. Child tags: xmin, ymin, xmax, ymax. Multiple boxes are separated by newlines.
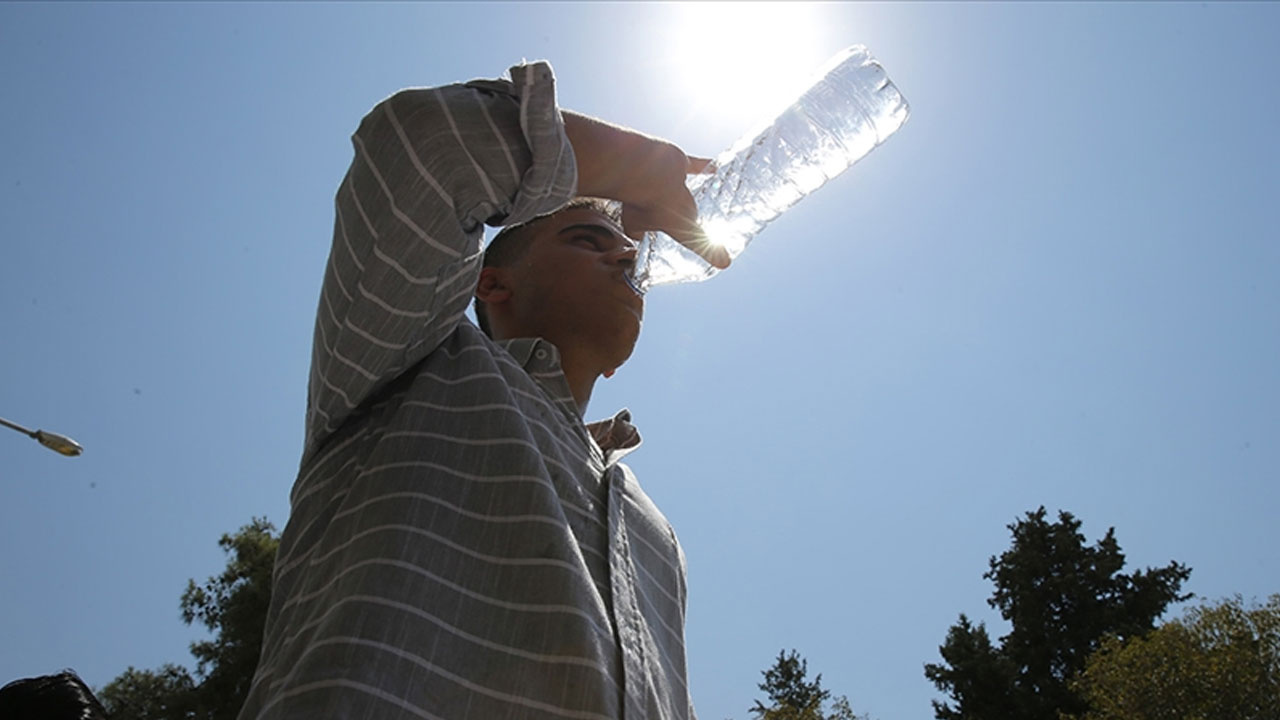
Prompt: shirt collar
<box><xmin>586</xmin><ymin>408</ymin><xmax>642</xmax><ymax>466</ymax></box>
<box><xmin>497</xmin><ymin>337</ymin><xmax>545</xmax><ymax>368</ymax></box>
<box><xmin>498</xmin><ymin>337</ymin><xmax>643</xmax><ymax>465</ymax></box>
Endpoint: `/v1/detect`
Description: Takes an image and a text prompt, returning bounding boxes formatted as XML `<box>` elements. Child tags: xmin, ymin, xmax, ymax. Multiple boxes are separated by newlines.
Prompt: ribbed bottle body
<box><xmin>629</xmin><ymin>45</ymin><xmax>910</xmax><ymax>291</ymax></box>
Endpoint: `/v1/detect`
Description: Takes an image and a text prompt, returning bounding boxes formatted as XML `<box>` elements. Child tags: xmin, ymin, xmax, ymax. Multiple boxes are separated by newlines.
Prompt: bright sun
<box><xmin>660</xmin><ymin>2</ymin><xmax>836</xmax><ymax>141</ymax></box>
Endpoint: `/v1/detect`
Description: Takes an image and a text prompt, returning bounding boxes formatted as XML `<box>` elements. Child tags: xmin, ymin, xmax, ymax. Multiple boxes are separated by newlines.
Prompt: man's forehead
<box><xmin>546</xmin><ymin>207</ymin><xmax>630</xmax><ymax>243</ymax></box>
<box><xmin>552</xmin><ymin>207</ymin><xmax>623</xmax><ymax>231</ymax></box>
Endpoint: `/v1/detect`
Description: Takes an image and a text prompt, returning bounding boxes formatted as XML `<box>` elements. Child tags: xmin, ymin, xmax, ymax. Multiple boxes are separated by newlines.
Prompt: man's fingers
<box><xmin>621</xmin><ymin>205</ymin><xmax>731</xmax><ymax>270</ymax></box>
<box><xmin>687</xmin><ymin>156</ymin><xmax>715</xmax><ymax>175</ymax></box>
<box><xmin>618</xmin><ymin>204</ymin><xmax>647</xmax><ymax>242</ymax></box>
<box><xmin>608</xmin><ymin>142</ymin><xmax>729</xmax><ymax>270</ymax></box>
<box><xmin>683</xmin><ymin>236</ymin><xmax>732</xmax><ymax>270</ymax></box>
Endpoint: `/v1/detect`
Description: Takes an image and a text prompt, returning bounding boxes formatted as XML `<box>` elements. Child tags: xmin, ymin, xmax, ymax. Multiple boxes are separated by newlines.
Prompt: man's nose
<box><xmin>607</xmin><ymin>243</ymin><xmax>638</xmax><ymax>268</ymax></box>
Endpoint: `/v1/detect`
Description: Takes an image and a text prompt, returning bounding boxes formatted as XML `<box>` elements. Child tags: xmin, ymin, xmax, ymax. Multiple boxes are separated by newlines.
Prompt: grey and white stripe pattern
<box><xmin>238</xmin><ymin>63</ymin><xmax>694</xmax><ymax>720</ymax></box>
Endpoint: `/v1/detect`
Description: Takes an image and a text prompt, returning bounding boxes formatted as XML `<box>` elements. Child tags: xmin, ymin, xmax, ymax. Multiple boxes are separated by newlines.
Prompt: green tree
<box><xmin>180</xmin><ymin>517</ymin><xmax>278</xmax><ymax>717</ymax></box>
<box><xmin>750</xmin><ymin>649</ymin><xmax>866</xmax><ymax>720</ymax></box>
<box><xmin>97</xmin><ymin>664</ymin><xmax>197</xmax><ymax>720</ymax></box>
<box><xmin>99</xmin><ymin>518</ymin><xmax>279</xmax><ymax>720</ymax></box>
<box><xmin>924</xmin><ymin>508</ymin><xmax>1191</xmax><ymax>720</ymax></box>
<box><xmin>1068</xmin><ymin>594</ymin><xmax>1280</xmax><ymax>720</ymax></box>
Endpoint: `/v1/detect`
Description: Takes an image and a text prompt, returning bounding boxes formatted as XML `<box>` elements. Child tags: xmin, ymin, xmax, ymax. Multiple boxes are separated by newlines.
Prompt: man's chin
<box><xmin>608</xmin><ymin>326</ymin><xmax>641</xmax><ymax>370</ymax></box>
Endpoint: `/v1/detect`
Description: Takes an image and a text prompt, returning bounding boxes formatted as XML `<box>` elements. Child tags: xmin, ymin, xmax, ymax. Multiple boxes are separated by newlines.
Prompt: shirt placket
<box><xmin>608</xmin><ymin>465</ymin><xmax>658</xmax><ymax>720</ymax></box>
<box><xmin>513</xmin><ymin>337</ymin><xmax>656</xmax><ymax>716</ymax></box>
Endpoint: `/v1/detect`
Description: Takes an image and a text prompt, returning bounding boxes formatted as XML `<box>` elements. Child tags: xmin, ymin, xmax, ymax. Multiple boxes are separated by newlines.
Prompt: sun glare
<box><xmin>662</xmin><ymin>3</ymin><xmax>836</xmax><ymax>142</ymax></box>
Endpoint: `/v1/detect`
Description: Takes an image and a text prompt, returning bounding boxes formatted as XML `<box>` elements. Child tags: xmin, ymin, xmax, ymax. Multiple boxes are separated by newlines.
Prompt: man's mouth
<box><xmin>614</xmin><ymin>280</ymin><xmax>645</xmax><ymax>319</ymax></box>
<box><xmin>623</xmin><ymin>272</ymin><xmax>646</xmax><ymax>298</ymax></box>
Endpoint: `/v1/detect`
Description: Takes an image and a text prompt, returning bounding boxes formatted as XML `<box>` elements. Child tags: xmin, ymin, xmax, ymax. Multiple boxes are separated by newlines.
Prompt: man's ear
<box><xmin>475</xmin><ymin>266</ymin><xmax>513</xmax><ymax>305</ymax></box>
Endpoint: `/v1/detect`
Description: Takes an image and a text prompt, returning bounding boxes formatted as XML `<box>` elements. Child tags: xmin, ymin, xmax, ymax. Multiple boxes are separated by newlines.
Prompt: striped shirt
<box><xmin>237</xmin><ymin>63</ymin><xmax>694</xmax><ymax>720</ymax></box>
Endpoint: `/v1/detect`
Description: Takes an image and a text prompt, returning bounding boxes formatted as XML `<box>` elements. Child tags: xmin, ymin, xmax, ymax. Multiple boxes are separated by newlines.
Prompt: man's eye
<box><xmin>573</xmin><ymin>235</ymin><xmax>601</xmax><ymax>249</ymax></box>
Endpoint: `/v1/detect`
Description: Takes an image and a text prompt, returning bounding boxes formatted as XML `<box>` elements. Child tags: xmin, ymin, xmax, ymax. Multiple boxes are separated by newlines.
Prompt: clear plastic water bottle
<box><xmin>627</xmin><ymin>45</ymin><xmax>910</xmax><ymax>292</ymax></box>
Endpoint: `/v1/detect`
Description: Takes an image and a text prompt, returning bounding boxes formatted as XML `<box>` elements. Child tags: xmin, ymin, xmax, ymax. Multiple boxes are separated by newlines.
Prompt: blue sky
<box><xmin>2</xmin><ymin>3</ymin><xmax>1277</xmax><ymax>719</ymax></box>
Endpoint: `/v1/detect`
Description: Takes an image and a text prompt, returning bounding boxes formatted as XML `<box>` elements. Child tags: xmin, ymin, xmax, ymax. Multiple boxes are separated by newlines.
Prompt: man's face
<box><xmin>501</xmin><ymin>206</ymin><xmax>644</xmax><ymax>369</ymax></box>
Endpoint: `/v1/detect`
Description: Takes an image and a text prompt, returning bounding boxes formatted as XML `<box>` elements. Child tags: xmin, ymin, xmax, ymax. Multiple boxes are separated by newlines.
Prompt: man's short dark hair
<box><xmin>473</xmin><ymin>197</ymin><xmax>621</xmax><ymax>337</ymax></box>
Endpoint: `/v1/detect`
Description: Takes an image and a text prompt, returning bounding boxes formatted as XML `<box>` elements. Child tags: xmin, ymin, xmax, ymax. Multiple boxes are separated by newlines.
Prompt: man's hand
<box><xmin>563</xmin><ymin>111</ymin><xmax>731</xmax><ymax>270</ymax></box>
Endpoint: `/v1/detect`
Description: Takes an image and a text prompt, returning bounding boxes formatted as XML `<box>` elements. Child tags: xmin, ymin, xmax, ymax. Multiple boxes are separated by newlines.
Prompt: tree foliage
<box><xmin>924</xmin><ymin>508</ymin><xmax>1191</xmax><ymax>720</ymax></box>
<box><xmin>750</xmin><ymin>649</ymin><xmax>866</xmax><ymax>720</ymax></box>
<box><xmin>98</xmin><ymin>664</ymin><xmax>197</xmax><ymax>720</ymax></box>
<box><xmin>1068</xmin><ymin>594</ymin><xmax>1280</xmax><ymax>720</ymax></box>
<box><xmin>99</xmin><ymin>518</ymin><xmax>279</xmax><ymax>720</ymax></box>
<box><xmin>180</xmin><ymin>517</ymin><xmax>278</xmax><ymax>716</ymax></box>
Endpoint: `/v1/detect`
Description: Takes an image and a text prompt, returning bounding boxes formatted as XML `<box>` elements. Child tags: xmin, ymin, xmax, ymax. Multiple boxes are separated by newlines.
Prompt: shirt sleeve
<box><xmin>304</xmin><ymin>61</ymin><xmax>577</xmax><ymax>456</ymax></box>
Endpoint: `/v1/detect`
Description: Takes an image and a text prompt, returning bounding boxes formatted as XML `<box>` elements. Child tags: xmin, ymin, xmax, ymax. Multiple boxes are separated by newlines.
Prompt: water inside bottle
<box><xmin>626</xmin><ymin>44</ymin><xmax>910</xmax><ymax>293</ymax></box>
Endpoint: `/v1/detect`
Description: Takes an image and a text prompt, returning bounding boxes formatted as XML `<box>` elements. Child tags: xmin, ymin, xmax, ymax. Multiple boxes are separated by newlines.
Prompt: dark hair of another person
<box><xmin>0</xmin><ymin>670</ymin><xmax>108</xmax><ymax>720</ymax></box>
<box><xmin>473</xmin><ymin>197</ymin><xmax>622</xmax><ymax>337</ymax></box>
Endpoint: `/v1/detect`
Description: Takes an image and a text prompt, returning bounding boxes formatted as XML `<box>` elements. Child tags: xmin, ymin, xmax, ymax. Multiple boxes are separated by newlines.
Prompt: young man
<box><xmin>238</xmin><ymin>61</ymin><xmax>728</xmax><ymax>720</ymax></box>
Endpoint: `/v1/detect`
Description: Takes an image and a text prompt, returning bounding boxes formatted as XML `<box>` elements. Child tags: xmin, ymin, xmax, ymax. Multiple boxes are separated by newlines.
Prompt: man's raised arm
<box><xmin>304</xmin><ymin>62</ymin><xmax>577</xmax><ymax>454</ymax></box>
<box><xmin>304</xmin><ymin>62</ymin><xmax>725</xmax><ymax>455</ymax></box>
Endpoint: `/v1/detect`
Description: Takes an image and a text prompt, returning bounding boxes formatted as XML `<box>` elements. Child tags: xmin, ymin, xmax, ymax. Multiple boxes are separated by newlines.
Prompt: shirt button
<box><xmin>535</xmin><ymin>349</ymin><xmax>548</xmax><ymax>360</ymax></box>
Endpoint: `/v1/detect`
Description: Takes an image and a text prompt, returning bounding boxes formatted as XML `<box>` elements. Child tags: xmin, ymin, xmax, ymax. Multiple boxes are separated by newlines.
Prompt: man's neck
<box><xmin>491</xmin><ymin>329</ymin><xmax>610</xmax><ymax>416</ymax></box>
<box><xmin>556</xmin><ymin>346</ymin><xmax>600</xmax><ymax>416</ymax></box>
